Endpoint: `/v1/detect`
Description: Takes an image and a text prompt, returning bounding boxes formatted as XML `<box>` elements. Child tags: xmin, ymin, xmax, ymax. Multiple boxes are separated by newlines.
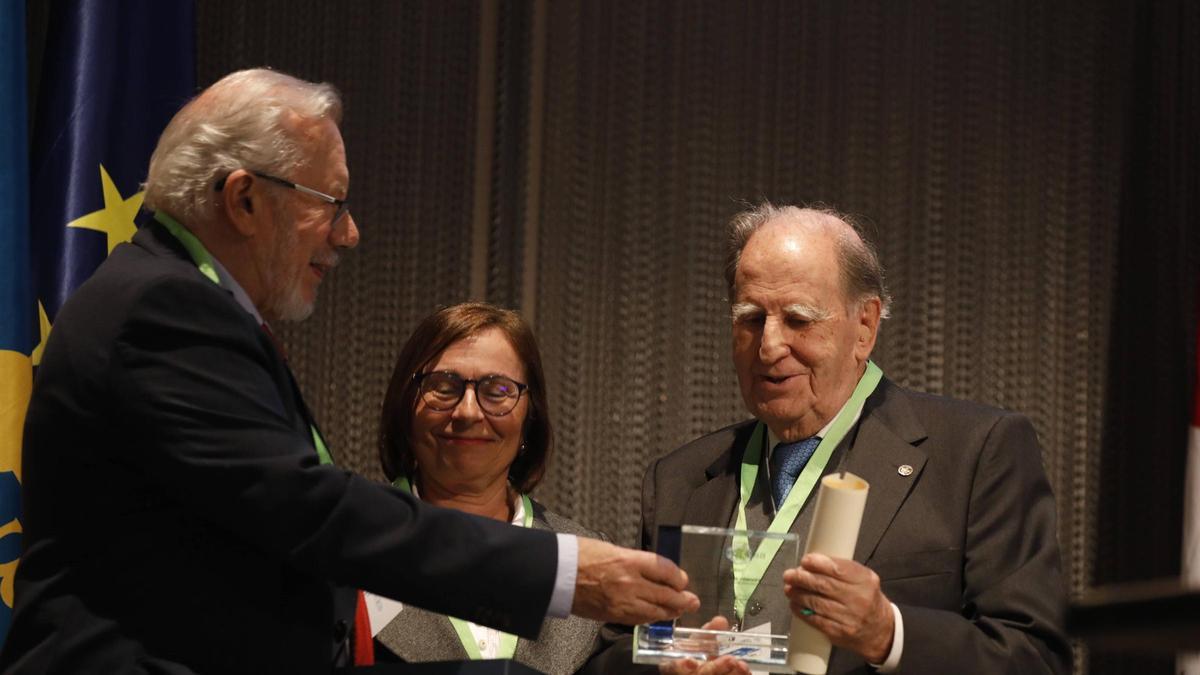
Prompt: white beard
<box><xmin>261</xmin><ymin>212</ymin><xmax>315</xmax><ymax>323</ymax></box>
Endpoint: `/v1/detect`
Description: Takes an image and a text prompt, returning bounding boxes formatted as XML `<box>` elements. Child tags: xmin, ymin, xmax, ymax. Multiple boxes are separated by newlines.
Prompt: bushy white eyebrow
<box><xmin>731</xmin><ymin>302</ymin><xmax>763</xmax><ymax>322</ymax></box>
<box><xmin>782</xmin><ymin>303</ymin><xmax>834</xmax><ymax>322</ymax></box>
<box><xmin>730</xmin><ymin>302</ymin><xmax>834</xmax><ymax>323</ymax></box>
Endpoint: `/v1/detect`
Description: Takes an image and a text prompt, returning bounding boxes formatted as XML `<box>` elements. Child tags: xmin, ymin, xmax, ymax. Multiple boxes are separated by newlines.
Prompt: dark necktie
<box><xmin>770</xmin><ymin>437</ymin><xmax>822</xmax><ymax>506</ymax></box>
<box><xmin>260</xmin><ymin>322</ymin><xmax>288</xmax><ymax>361</ymax></box>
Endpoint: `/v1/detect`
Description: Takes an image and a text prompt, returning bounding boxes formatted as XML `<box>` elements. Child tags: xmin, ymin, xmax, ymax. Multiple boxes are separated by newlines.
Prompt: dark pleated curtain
<box><xmin>197</xmin><ymin>1</ymin><xmax>483</xmax><ymax>478</ymax></box>
<box><xmin>533</xmin><ymin>0</ymin><xmax>1121</xmax><ymax>604</ymax></box>
<box><xmin>183</xmin><ymin>2</ymin><xmax>1198</xmax><ymax>673</ymax></box>
<box><xmin>1090</xmin><ymin>2</ymin><xmax>1200</xmax><ymax>672</ymax></box>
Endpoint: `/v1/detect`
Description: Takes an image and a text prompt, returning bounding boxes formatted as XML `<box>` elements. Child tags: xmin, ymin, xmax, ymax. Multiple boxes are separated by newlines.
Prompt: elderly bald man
<box><xmin>638</xmin><ymin>204</ymin><xmax>1070</xmax><ymax>675</ymax></box>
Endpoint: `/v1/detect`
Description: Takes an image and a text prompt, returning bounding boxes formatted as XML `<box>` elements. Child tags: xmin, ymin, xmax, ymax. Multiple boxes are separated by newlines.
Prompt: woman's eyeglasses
<box><xmin>414</xmin><ymin>371</ymin><xmax>528</xmax><ymax>417</ymax></box>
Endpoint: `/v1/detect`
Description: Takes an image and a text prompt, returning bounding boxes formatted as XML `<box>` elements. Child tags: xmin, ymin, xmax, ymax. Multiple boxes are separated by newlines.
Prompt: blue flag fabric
<box><xmin>0</xmin><ymin>0</ymin><xmax>31</xmax><ymax>647</ymax></box>
<box><xmin>31</xmin><ymin>0</ymin><xmax>196</xmax><ymax>319</ymax></box>
<box><xmin>0</xmin><ymin>0</ymin><xmax>195</xmax><ymax>648</ymax></box>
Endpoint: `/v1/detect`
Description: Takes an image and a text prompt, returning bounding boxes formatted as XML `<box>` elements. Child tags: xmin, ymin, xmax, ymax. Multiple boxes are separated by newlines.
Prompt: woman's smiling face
<box><xmin>409</xmin><ymin>327</ymin><xmax>529</xmax><ymax>494</ymax></box>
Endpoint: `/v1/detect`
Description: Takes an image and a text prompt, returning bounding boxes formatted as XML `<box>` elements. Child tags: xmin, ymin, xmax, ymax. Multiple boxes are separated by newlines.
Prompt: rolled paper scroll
<box><xmin>786</xmin><ymin>472</ymin><xmax>870</xmax><ymax>674</ymax></box>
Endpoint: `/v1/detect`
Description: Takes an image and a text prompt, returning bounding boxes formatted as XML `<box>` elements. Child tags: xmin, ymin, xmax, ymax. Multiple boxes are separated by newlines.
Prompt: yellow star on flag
<box><xmin>30</xmin><ymin>301</ymin><xmax>51</xmax><ymax>368</ymax></box>
<box><xmin>67</xmin><ymin>164</ymin><xmax>144</xmax><ymax>254</ymax></box>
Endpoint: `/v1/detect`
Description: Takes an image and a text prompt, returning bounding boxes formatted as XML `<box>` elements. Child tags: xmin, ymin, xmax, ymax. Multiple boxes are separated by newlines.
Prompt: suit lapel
<box><xmin>510</xmin><ymin>632</ymin><xmax>530</xmax><ymax>667</ymax></box>
<box><xmin>282</xmin><ymin>367</ymin><xmax>328</xmax><ymax>455</ymax></box>
<box><xmin>685</xmin><ymin>470</ymin><xmax>740</xmax><ymax>530</ymax></box>
<box><xmin>685</xmin><ymin>385</ymin><xmax>925</xmax><ymax>566</ymax></box>
<box><xmin>375</xmin><ymin>607</ymin><xmax>466</xmax><ymax>661</ymax></box>
<box><xmin>509</xmin><ymin>631</ymin><xmax>532</xmax><ymax>669</ymax></box>
<box><xmin>138</xmin><ymin>221</ymin><xmax>313</xmax><ymax>448</ymax></box>
<box><xmin>683</xmin><ymin>425</ymin><xmax>756</xmax><ymax>530</ymax></box>
<box><xmin>840</xmin><ymin>380</ymin><xmax>928</xmax><ymax>563</ymax></box>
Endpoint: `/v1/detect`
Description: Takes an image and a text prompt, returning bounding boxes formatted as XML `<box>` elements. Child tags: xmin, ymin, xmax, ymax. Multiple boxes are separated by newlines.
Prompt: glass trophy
<box><xmin>634</xmin><ymin>525</ymin><xmax>800</xmax><ymax>672</ymax></box>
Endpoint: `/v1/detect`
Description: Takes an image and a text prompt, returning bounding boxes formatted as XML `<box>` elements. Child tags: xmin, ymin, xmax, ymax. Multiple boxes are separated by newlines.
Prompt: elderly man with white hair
<box><xmin>634</xmin><ymin>203</ymin><xmax>1071</xmax><ymax>675</ymax></box>
<box><xmin>1</xmin><ymin>68</ymin><xmax>696</xmax><ymax>674</ymax></box>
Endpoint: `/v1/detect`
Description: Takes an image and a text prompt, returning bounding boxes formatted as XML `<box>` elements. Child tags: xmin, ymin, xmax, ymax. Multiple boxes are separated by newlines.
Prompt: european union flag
<box><xmin>0</xmin><ymin>0</ymin><xmax>194</xmax><ymax>648</ymax></box>
<box><xmin>0</xmin><ymin>0</ymin><xmax>32</xmax><ymax>647</ymax></box>
<box><xmin>31</xmin><ymin>0</ymin><xmax>196</xmax><ymax>319</ymax></box>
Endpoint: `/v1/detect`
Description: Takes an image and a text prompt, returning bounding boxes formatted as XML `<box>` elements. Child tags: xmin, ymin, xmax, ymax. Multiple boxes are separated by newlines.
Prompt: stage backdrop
<box><xmin>190</xmin><ymin>2</ymin><xmax>1197</xmax><ymax>673</ymax></box>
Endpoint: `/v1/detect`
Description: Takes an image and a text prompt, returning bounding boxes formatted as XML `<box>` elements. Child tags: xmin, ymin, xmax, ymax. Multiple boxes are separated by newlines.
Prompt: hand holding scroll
<box><xmin>783</xmin><ymin>553</ymin><xmax>894</xmax><ymax>664</ymax></box>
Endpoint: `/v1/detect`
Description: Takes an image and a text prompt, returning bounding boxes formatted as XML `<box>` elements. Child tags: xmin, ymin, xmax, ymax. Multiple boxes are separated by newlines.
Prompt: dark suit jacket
<box><xmin>375</xmin><ymin>500</ymin><xmax>603</xmax><ymax>675</ymax></box>
<box><xmin>597</xmin><ymin>377</ymin><xmax>1071</xmax><ymax>675</ymax></box>
<box><xmin>1</xmin><ymin>222</ymin><xmax>559</xmax><ymax>674</ymax></box>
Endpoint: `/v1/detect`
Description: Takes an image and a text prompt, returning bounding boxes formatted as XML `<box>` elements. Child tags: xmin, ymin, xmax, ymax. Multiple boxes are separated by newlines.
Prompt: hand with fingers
<box><xmin>571</xmin><ymin>537</ymin><xmax>700</xmax><ymax>625</ymax></box>
<box><xmin>783</xmin><ymin>553</ymin><xmax>894</xmax><ymax>664</ymax></box>
<box><xmin>658</xmin><ymin>617</ymin><xmax>752</xmax><ymax>675</ymax></box>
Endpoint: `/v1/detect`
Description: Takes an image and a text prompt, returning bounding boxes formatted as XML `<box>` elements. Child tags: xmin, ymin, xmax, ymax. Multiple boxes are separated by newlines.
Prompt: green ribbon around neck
<box><xmin>392</xmin><ymin>475</ymin><xmax>530</xmax><ymax>660</ymax></box>
<box><xmin>729</xmin><ymin>361</ymin><xmax>883</xmax><ymax>624</ymax></box>
<box><xmin>154</xmin><ymin>211</ymin><xmax>219</xmax><ymax>284</ymax></box>
<box><xmin>155</xmin><ymin>211</ymin><xmax>333</xmax><ymax>466</ymax></box>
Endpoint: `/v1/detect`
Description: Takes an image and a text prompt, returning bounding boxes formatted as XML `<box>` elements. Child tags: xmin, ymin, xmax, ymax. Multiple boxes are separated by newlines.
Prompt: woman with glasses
<box><xmin>360</xmin><ymin>302</ymin><xmax>606</xmax><ymax>674</ymax></box>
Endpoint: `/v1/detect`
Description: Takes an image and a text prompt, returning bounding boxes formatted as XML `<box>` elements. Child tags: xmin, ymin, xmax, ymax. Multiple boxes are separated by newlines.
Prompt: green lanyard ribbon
<box><xmin>154</xmin><ymin>211</ymin><xmax>219</xmax><ymax>283</ymax></box>
<box><xmin>310</xmin><ymin>428</ymin><xmax>332</xmax><ymax>466</ymax></box>
<box><xmin>392</xmin><ymin>476</ymin><xmax>529</xmax><ymax>660</ymax></box>
<box><xmin>729</xmin><ymin>361</ymin><xmax>883</xmax><ymax>624</ymax></box>
<box><xmin>155</xmin><ymin>211</ymin><xmax>334</xmax><ymax>466</ymax></box>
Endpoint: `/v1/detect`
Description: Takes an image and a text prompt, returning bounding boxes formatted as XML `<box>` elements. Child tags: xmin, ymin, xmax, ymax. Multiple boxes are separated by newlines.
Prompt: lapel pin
<box><xmin>897</xmin><ymin>464</ymin><xmax>914</xmax><ymax>477</ymax></box>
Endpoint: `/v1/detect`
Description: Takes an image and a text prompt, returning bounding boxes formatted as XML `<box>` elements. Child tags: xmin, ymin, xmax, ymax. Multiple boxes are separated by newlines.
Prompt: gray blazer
<box><xmin>590</xmin><ymin>377</ymin><xmax>1072</xmax><ymax>675</ymax></box>
<box><xmin>375</xmin><ymin>500</ymin><xmax>605</xmax><ymax>675</ymax></box>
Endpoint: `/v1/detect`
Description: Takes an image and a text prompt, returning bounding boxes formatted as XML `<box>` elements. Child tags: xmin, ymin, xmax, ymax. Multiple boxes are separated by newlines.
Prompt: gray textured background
<box><xmin>192</xmin><ymin>3</ymin><xmax>1166</xmax><ymax>671</ymax></box>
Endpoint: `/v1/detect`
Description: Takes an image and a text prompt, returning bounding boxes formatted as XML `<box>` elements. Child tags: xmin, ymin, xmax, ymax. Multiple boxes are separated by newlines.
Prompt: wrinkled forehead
<box><xmin>739</xmin><ymin>221</ymin><xmax>841</xmax><ymax>279</ymax></box>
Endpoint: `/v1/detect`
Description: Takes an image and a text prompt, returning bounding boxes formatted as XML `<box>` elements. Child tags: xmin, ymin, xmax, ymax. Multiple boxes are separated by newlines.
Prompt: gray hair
<box><xmin>724</xmin><ymin>202</ymin><xmax>893</xmax><ymax>319</ymax></box>
<box><xmin>144</xmin><ymin>68</ymin><xmax>343</xmax><ymax>225</ymax></box>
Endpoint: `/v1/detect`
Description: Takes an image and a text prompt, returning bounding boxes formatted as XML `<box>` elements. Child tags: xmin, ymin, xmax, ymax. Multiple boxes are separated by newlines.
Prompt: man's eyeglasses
<box><xmin>215</xmin><ymin>171</ymin><xmax>350</xmax><ymax>227</ymax></box>
<box><xmin>413</xmin><ymin>371</ymin><xmax>528</xmax><ymax>417</ymax></box>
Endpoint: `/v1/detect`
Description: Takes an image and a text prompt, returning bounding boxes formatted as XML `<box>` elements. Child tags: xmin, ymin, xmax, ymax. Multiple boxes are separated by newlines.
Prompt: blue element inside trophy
<box><xmin>634</xmin><ymin>525</ymin><xmax>800</xmax><ymax>672</ymax></box>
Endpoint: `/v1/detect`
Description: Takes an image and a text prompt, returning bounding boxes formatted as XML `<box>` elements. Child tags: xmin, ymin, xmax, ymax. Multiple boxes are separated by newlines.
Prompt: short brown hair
<box><xmin>379</xmin><ymin>302</ymin><xmax>552</xmax><ymax>493</ymax></box>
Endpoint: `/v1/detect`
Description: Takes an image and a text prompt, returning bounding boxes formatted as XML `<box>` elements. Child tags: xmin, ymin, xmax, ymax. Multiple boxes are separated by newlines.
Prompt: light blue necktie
<box><xmin>769</xmin><ymin>437</ymin><xmax>822</xmax><ymax>506</ymax></box>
